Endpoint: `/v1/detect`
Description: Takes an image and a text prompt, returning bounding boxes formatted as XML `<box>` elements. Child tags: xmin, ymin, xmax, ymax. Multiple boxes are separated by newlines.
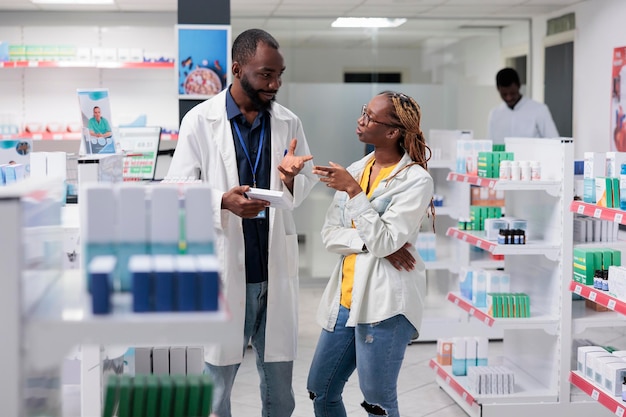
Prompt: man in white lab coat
<box><xmin>488</xmin><ymin>67</ymin><xmax>559</xmax><ymax>145</ymax></box>
<box><xmin>167</xmin><ymin>29</ymin><xmax>316</xmax><ymax>417</ymax></box>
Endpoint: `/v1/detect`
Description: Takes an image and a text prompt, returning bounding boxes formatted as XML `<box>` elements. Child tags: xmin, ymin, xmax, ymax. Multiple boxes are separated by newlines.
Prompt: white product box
<box><xmin>594</xmin><ymin>356</ymin><xmax>624</xmax><ymax>385</ymax></box>
<box><xmin>609</xmin><ymin>266</ymin><xmax>626</xmax><ymax>300</ymax></box>
<box><xmin>134</xmin><ymin>347</ymin><xmax>152</xmax><ymax>375</ymax></box>
<box><xmin>577</xmin><ymin>346</ymin><xmax>607</xmax><ymax>373</ymax></box>
<box><xmin>472</xmin><ymin>270</ymin><xmax>487</xmax><ymax>308</ymax></box>
<box><xmin>604</xmin><ymin>360</ymin><xmax>626</xmax><ymax>396</ymax></box>
<box><xmin>605</xmin><ymin>151</ymin><xmax>626</xmax><ymax>178</ymax></box>
<box><xmin>152</xmin><ymin>347</ymin><xmax>170</xmax><ymax>375</ymax></box>
<box><xmin>186</xmin><ymin>346</ymin><xmax>204</xmax><ymax>375</ymax></box>
<box><xmin>484</xmin><ymin>218</ymin><xmax>508</xmax><ymax>241</ymax></box>
<box><xmin>584</xmin><ymin>152</ymin><xmax>606</xmax><ymax>178</ymax></box>
<box><xmin>476</xmin><ymin>337</ymin><xmax>488</xmax><ymax>366</ymax></box>
<box><xmin>485</xmin><ymin>271</ymin><xmax>501</xmax><ymax>294</ymax></box>
<box><xmin>169</xmin><ymin>346</ymin><xmax>187</xmax><ymax>375</ymax></box>
<box><xmin>465</xmin><ymin>337</ymin><xmax>477</xmax><ymax>369</ymax></box>
<box><xmin>452</xmin><ymin>337</ymin><xmax>467</xmax><ymax>376</ymax></box>
<box><xmin>585</xmin><ymin>351</ymin><xmax>614</xmax><ymax>380</ymax></box>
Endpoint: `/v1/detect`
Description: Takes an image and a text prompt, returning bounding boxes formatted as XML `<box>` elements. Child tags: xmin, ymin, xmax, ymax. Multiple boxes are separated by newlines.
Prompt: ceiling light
<box><xmin>331</xmin><ymin>18</ymin><xmax>407</xmax><ymax>29</ymax></box>
<box><xmin>31</xmin><ymin>0</ymin><xmax>113</xmax><ymax>4</ymax></box>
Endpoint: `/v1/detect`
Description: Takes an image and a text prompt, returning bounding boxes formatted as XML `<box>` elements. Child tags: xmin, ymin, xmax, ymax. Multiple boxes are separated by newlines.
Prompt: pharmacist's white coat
<box><xmin>167</xmin><ymin>89</ymin><xmax>316</xmax><ymax>365</ymax></box>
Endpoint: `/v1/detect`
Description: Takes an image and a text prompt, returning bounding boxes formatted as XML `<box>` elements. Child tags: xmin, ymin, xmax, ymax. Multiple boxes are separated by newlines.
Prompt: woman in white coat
<box><xmin>307</xmin><ymin>91</ymin><xmax>434</xmax><ymax>417</ymax></box>
<box><xmin>167</xmin><ymin>29</ymin><xmax>316</xmax><ymax>417</ymax></box>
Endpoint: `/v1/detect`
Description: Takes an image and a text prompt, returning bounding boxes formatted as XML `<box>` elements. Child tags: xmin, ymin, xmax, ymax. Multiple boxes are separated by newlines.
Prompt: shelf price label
<box><xmin>445</xmin><ymin>376</ymin><xmax>451</xmax><ymax>385</ymax></box>
<box><xmin>577</xmin><ymin>204</ymin><xmax>585</xmax><ymax>214</ymax></box>
<box><xmin>616</xmin><ymin>406</ymin><xmax>625</xmax><ymax>417</ymax></box>
<box><xmin>484</xmin><ymin>316</ymin><xmax>491</xmax><ymax>325</ymax></box>
<box><xmin>591</xmin><ymin>389</ymin><xmax>599</xmax><ymax>401</ymax></box>
<box><xmin>454</xmin><ymin>298</ymin><xmax>460</xmax><ymax>305</ymax></box>
<box><xmin>608</xmin><ymin>299</ymin><xmax>617</xmax><ymax>311</ymax></box>
<box><xmin>476</xmin><ymin>178</ymin><xmax>482</xmax><ymax>186</ymax></box>
<box><xmin>589</xmin><ymin>291</ymin><xmax>597</xmax><ymax>302</ymax></box>
<box><xmin>476</xmin><ymin>240</ymin><xmax>482</xmax><ymax>248</ymax></box>
<box><xmin>462</xmin><ymin>235</ymin><xmax>468</xmax><ymax>242</ymax></box>
<box><xmin>461</xmin><ymin>392</ymin><xmax>468</xmax><ymax>401</ymax></box>
<box><xmin>593</xmin><ymin>208</ymin><xmax>602</xmax><ymax>218</ymax></box>
<box><xmin>615</xmin><ymin>213</ymin><xmax>624</xmax><ymax>224</ymax></box>
<box><xmin>574</xmin><ymin>285</ymin><xmax>582</xmax><ymax>295</ymax></box>
<box><xmin>469</xmin><ymin>308</ymin><xmax>475</xmax><ymax>315</ymax></box>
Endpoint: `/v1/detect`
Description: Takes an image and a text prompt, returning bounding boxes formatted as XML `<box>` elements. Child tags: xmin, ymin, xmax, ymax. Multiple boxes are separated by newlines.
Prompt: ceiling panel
<box><xmin>0</xmin><ymin>0</ymin><xmax>586</xmax><ymax>47</ymax></box>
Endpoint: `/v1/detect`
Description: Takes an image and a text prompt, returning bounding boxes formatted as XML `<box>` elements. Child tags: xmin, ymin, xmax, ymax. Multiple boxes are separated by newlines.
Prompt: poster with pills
<box><xmin>177</xmin><ymin>25</ymin><xmax>231</xmax><ymax>100</ymax></box>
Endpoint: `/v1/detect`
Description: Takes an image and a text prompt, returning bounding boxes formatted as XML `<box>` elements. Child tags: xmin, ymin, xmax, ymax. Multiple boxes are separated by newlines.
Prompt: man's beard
<box><xmin>241</xmin><ymin>74</ymin><xmax>275</xmax><ymax>111</ymax></box>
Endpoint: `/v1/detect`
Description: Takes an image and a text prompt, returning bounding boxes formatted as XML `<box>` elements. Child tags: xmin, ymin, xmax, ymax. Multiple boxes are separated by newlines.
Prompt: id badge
<box><xmin>255</xmin><ymin>208</ymin><xmax>267</xmax><ymax>219</ymax></box>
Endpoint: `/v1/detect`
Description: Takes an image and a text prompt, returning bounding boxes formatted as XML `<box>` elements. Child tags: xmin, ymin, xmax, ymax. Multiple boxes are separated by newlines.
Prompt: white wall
<box><xmin>573</xmin><ymin>0</ymin><xmax>626</xmax><ymax>158</ymax></box>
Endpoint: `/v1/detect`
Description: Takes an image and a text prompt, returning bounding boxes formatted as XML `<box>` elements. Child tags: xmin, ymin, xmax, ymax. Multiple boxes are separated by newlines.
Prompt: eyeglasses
<box><xmin>360</xmin><ymin>104</ymin><xmax>397</xmax><ymax>128</ymax></box>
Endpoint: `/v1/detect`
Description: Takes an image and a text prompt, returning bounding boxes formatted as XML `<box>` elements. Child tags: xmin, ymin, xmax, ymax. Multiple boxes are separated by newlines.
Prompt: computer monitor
<box><xmin>117</xmin><ymin>126</ymin><xmax>162</xmax><ymax>181</ymax></box>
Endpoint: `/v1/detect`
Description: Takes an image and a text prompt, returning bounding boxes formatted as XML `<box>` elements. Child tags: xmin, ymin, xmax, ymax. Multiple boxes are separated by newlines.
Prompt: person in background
<box><xmin>167</xmin><ymin>28</ymin><xmax>316</xmax><ymax>417</ymax></box>
<box><xmin>307</xmin><ymin>91</ymin><xmax>434</xmax><ymax>417</ymax></box>
<box><xmin>88</xmin><ymin>106</ymin><xmax>112</xmax><ymax>138</ymax></box>
<box><xmin>488</xmin><ymin>67</ymin><xmax>559</xmax><ymax>144</ymax></box>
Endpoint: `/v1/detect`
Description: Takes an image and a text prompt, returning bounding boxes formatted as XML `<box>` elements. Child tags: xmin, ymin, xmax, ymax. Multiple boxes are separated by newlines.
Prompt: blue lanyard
<box><xmin>233</xmin><ymin>116</ymin><xmax>265</xmax><ymax>188</ymax></box>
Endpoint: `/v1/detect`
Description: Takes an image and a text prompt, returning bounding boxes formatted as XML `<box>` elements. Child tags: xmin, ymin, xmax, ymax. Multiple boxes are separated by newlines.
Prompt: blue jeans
<box><xmin>204</xmin><ymin>282</ymin><xmax>295</xmax><ymax>417</ymax></box>
<box><xmin>307</xmin><ymin>305</ymin><xmax>416</xmax><ymax>417</ymax></box>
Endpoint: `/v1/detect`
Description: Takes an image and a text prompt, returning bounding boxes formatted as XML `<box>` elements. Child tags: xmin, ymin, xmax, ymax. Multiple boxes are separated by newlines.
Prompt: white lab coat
<box><xmin>167</xmin><ymin>89</ymin><xmax>317</xmax><ymax>365</ymax></box>
<box><xmin>488</xmin><ymin>95</ymin><xmax>559</xmax><ymax>145</ymax></box>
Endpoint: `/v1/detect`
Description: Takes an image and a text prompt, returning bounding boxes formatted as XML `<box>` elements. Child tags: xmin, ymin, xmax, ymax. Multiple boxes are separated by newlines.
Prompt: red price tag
<box><xmin>589</xmin><ymin>291</ymin><xmax>597</xmax><ymax>302</ymax></box>
<box><xmin>615</xmin><ymin>213</ymin><xmax>624</xmax><ymax>224</ymax></box>
<box><xmin>608</xmin><ymin>299</ymin><xmax>617</xmax><ymax>310</ymax></box>
<box><xmin>591</xmin><ymin>389</ymin><xmax>599</xmax><ymax>400</ymax></box>
<box><xmin>593</xmin><ymin>208</ymin><xmax>602</xmax><ymax>218</ymax></box>
<box><xmin>574</xmin><ymin>285</ymin><xmax>582</xmax><ymax>295</ymax></box>
<box><xmin>469</xmin><ymin>308</ymin><xmax>475</xmax><ymax>315</ymax></box>
<box><xmin>577</xmin><ymin>204</ymin><xmax>585</xmax><ymax>214</ymax></box>
<box><xmin>616</xmin><ymin>405</ymin><xmax>624</xmax><ymax>417</ymax></box>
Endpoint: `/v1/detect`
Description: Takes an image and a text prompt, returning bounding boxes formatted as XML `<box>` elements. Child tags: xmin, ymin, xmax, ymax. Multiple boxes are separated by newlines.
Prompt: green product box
<box><xmin>514</xmin><ymin>294</ymin><xmax>522</xmax><ymax>318</ymax></box>
<box><xmin>573</xmin><ymin>248</ymin><xmax>600</xmax><ymax>283</ymax></box>
<box><xmin>500</xmin><ymin>295</ymin><xmax>509</xmax><ymax>318</ymax></box>
<box><xmin>25</xmin><ymin>44</ymin><xmax>44</xmax><ymax>61</ymax></box>
<box><xmin>158</xmin><ymin>375</ymin><xmax>174</xmax><ymax>417</ymax></box>
<box><xmin>613</xmin><ymin>178</ymin><xmax>620</xmax><ymax>208</ymax></box>
<box><xmin>524</xmin><ymin>294</ymin><xmax>531</xmax><ymax>317</ymax></box>
<box><xmin>492</xmin><ymin>144</ymin><xmax>505</xmax><ymax>152</ymax></box>
<box><xmin>186</xmin><ymin>374</ymin><xmax>202</xmax><ymax>417</ymax></box>
<box><xmin>172</xmin><ymin>375</ymin><xmax>188</xmax><ymax>417</ymax></box>
<box><xmin>132</xmin><ymin>374</ymin><xmax>147</xmax><ymax>417</ymax></box>
<box><xmin>602</xmin><ymin>249</ymin><xmax>614</xmax><ymax>269</ymax></box>
<box><xmin>9</xmin><ymin>44</ymin><xmax>26</xmax><ymax>61</ymax></box>
<box><xmin>200</xmin><ymin>374</ymin><xmax>214</xmax><ymax>416</ymax></box>
<box><xmin>102</xmin><ymin>375</ymin><xmax>120</xmax><ymax>417</ymax></box>
<box><xmin>614</xmin><ymin>249</ymin><xmax>622</xmax><ymax>267</ymax></box>
<box><xmin>118</xmin><ymin>374</ymin><xmax>133</xmax><ymax>417</ymax></box>
<box><xmin>144</xmin><ymin>375</ymin><xmax>160</xmax><ymax>417</ymax></box>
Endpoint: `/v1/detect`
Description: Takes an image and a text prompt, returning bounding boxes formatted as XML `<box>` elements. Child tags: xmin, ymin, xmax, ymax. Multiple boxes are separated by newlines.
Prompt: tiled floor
<box><xmin>228</xmin><ymin>279</ymin><xmax>468</xmax><ymax>417</ymax></box>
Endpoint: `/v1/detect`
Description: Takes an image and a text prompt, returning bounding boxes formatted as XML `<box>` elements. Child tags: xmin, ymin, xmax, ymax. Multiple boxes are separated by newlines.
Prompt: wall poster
<box><xmin>611</xmin><ymin>46</ymin><xmax>626</xmax><ymax>151</ymax></box>
<box><xmin>177</xmin><ymin>24</ymin><xmax>231</xmax><ymax>100</ymax></box>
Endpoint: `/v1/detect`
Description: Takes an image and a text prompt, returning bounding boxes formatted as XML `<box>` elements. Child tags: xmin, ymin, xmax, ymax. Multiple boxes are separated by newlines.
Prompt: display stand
<box><xmin>1</xmin><ymin>178</ymin><xmax>230</xmax><ymax>416</ymax></box>
<box><xmin>431</xmin><ymin>138</ymin><xmax>603</xmax><ymax>416</ymax></box>
<box><xmin>419</xmin><ymin>148</ymin><xmax>503</xmax><ymax>341</ymax></box>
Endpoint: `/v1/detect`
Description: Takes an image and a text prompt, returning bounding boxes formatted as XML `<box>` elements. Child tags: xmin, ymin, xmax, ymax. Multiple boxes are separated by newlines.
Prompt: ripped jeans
<box><xmin>307</xmin><ymin>305</ymin><xmax>416</xmax><ymax>417</ymax></box>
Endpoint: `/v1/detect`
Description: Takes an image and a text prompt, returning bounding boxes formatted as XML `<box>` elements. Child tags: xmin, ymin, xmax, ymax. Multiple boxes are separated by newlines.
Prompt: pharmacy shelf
<box><xmin>0</xmin><ymin>132</ymin><xmax>178</xmax><ymax>141</ymax></box>
<box><xmin>572</xmin><ymin>299</ymin><xmax>626</xmax><ymax>334</ymax></box>
<box><xmin>570</xmin><ymin>201</ymin><xmax>626</xmax><ymax>225</ymax></box>
<box><xmin>24</xmin><ymin>270</ymin><xmax>230</xmax><ymax>369</ymax></box>
<box><xmin>446</xmin><ymin>172</ymin><xmax>561</xmax><ymax>196</ymax></box>
<box><xmin>446</xmin><ymin>227</ymin><xmax>560</xmax><ymax>258</ymax></box>
<box><xmin>447</xmin><ymin>292</ymin><xmax>559</xmax><ymax>332</ymax></box>
<box><xmin>430</xmin><ymin>357</ymin><xmax>558</xmax><ymax>406</ymax></box>
<box><xmin>0</xmin><ymin>60</ymin><xmax>174</xmax><ymax>69</ymax></box>
<box><xmin>429</xmin><ymin>359</ymin><xmax>480</xmax><ymax>417</ymax></box>
<box><xmin>433</xmin><ymin>205</ymin><xmax>456</xmax><ymax>218</ymax></box>
<box><xmin>569</xmin><ymin>281</ymin><xmax>626</xmax><ymax>316</ymax></box>
<box><xmin>569</xmin><ymin>371</ymin><xmax>626</xmax><ymax>416</ymax></box>
<box><xmin>429</xmin><ymin>159</ymin><xmax>456</xmax><ymax>170</ymax></box>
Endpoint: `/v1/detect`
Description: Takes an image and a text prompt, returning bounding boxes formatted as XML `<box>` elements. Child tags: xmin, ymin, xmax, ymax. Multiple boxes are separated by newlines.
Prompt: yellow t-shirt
<box><xmin>340</xmin><ymin>158</ymin><xmax>398</xmax><ymax>309</ymax></box>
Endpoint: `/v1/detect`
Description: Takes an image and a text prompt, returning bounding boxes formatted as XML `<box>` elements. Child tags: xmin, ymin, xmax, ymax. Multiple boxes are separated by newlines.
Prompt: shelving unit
<box><xmin>430</xmin><ymin>138</ymin><xmax>604</xmax><ymax>416</ymax></box>
<box><xmin>418</xmin><ymin>139</ymin><xmax>504</xmax><ymax>341</ymax></box>
<box><xmin>0</xmin><ymin>60</ymin><xmax>174</xmax><ymax>69</ymax></box>
<box><xmin>0</xmin><ymin>178</ymin><xmax>229</xmax><ymax>416</ymax></box>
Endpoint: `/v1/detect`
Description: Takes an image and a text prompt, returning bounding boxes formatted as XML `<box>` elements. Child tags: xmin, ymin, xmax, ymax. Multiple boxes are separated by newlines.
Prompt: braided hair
<box><xmin>380</xmin><ymin>90</ymin><xmax>435</xmax><ymax>230</ymax></box>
